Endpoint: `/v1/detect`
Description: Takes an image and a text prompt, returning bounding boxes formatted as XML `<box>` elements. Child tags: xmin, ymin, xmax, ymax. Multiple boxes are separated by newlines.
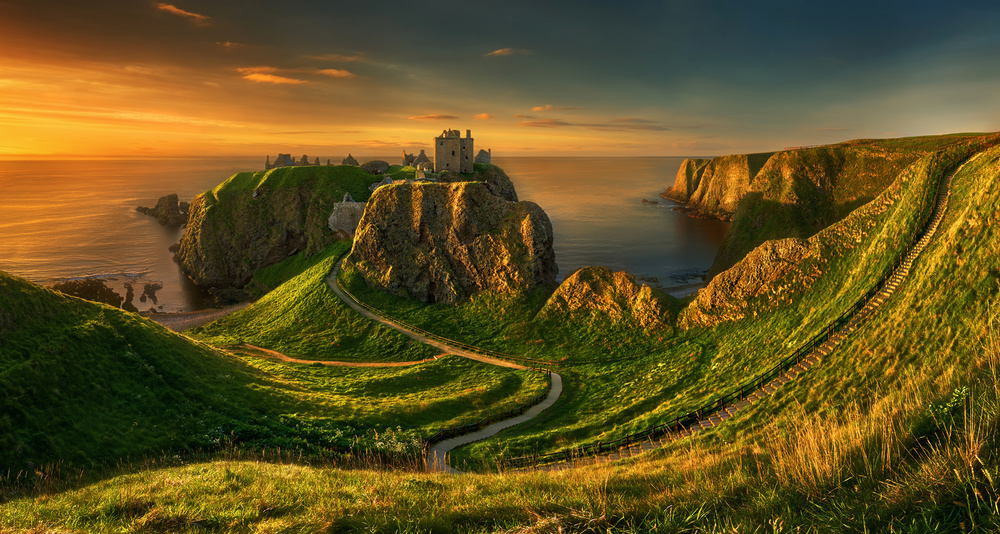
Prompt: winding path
<box><xmin>231</xmin><ymin>343</ymin><xmax>443</xmax><ymax>367</ymax></box>
<box><xmin>326</xmin><ymin>258</ymin><xmax>564</xmax><ymax>473</ymax></box>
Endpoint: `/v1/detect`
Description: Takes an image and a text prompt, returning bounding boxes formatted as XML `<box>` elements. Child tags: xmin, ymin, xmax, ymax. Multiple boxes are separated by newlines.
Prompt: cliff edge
<box><xmin>176</xmin><ymin>165</ymin><xmax>380</xmax><ymax>300</ymax></box>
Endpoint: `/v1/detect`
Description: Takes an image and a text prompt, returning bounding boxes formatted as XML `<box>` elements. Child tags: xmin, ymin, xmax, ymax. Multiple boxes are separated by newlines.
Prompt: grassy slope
<box><xmin>336</xmin><ymin>137</ymin><xmax>987</xmax><ymax>469</ymax></box>
<box><xmin>6</xmin><ymin>134</ymin><xmax>1000</xmax><ymax>532</ymax></box>
<box><xmin>0</xmin><ymin>271</ymin><xmax>277</xmax><ymax>471</ymax></box>
<box><xmin>191</xmin><ymin>242</ymin><xmax>437</xmax><ymax>363</ymax></box>
<box><xmin>0</xmin><ymin>243</ymin><xmax>547</xmax><ymax>476</ymax></box>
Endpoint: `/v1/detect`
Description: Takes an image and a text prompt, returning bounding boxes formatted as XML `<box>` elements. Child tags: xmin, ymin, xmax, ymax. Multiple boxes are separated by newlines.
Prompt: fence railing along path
<box><xmin>327</xmin><ymin>259</ymin><xmax>562</xmax><ymax>473</ymax></box>
<box><xmin>500</xmin><ymin>159</ymin><xmax>965</xmax><ymax>471</ymax></box>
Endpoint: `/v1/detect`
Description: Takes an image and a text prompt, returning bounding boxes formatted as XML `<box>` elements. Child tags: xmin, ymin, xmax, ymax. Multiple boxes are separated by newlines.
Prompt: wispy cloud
<box><xmin>474</xmin><ymin>113</ymin><xmax>492</xmax><ymax>120</ymax></box>
<box><xmin>519</xmin><ymin>119</ymin><xmax>573</xmax><ymax>128</ymax></box>
<box><xmin>515</xmin><ymin>114</ymin><xmax>536</xmax><ymax>119</ymax></box>
<box><xmin>318</xmin><ymin>68</ymin><xmax>357</xmax><ymax>79</ymax></box>
<box><xmin>357</xmin><ymin>139</ymin><xmax>424</xmax><ymax>149</ymax></box>
<box><xmin>305</xmin><ymin>53</ymin><xmax>367</xmax><ymax>62</ymax></box>
<box><xmin>217</xmin><ymin>41</ymin><xmax>242</xmax><ymax>49</ymax></box>
<box><xmin>485</xmin><ymin>48</ymin><xmax>532</xmax><ymax>57</ymax></box>
<box><xmin>584</xmin><ymin>118</ymin><xmax>669</xmax><ymax>131</ymax></box>
<box><xmin>517</xmin><ymin>117</ymin><xmax>669</xmax><ymax>131</ymax></box>
<box><xmin>156</xmin><ymin>3</ymin><xmax>211</xmax><ymax>26</ymax></box>
<box><xmin>0</xmin><ymin>105</ymin><xmax>243</xmax><ymax>128</ymax></box>
<box><xmin>531</xmin><ymin>104</ymin><xmax>581</xmax><ymax>112</ymax></box>
<box><xmin>264</xmin><ymin>131</ymin><xmax>331</xmax><ymax>135</ymax></box>
<box><xmin>236</xmin><ymin>67</ymin><xmax>307</xmax><ymax>85</ymax></box>
<box><xmin>408</xmin><ymin>114</ymin><xmax>459</xmax><ymax>120</ymax></box>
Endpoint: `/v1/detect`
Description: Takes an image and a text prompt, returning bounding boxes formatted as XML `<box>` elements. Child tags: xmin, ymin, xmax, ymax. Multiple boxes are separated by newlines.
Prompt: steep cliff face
<box><xmin>663</xmin><ymin>147</ymin><xmax>925</xmax><ymax>278</ymax></box>
<box><xmin>661</xmin><ymin>153</ymin><xmax>774</xmax><ymax>219</ymax></box>
<box><xmin>176</xmin><ymin>165</ymin><xmax>379</xmax><ymax>300</ymax></box>
<box><xmin>538</xmin><ymin>266</ymin><xmax>675</xmax><ymax>328</ymax></box>
<box><xmin>347</xmin><ymin>181</ymin><xmax>556</xmax><ymax>305</ymax></box>
<box><xmin>708</xmin><ymin>146</ymin><xmax>924</xmax><ymax>276</ymax></box>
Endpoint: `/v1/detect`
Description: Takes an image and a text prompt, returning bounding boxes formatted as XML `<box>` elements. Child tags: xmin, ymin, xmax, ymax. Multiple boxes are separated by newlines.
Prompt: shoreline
<box><xmin>140</xmin><ymin>302</ymin><xmax>252</xmax><ymax>332</ymax></box>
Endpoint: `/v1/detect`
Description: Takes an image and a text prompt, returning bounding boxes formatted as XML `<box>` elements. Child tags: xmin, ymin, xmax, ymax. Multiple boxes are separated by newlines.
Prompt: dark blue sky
<box><xmin>1</xmin><ymin>0</ymin><xmax>998</xmax><ymax>156</ymax></box>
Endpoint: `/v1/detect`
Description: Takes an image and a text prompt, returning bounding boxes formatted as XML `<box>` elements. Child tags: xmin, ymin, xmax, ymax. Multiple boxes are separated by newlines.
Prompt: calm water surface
<box><xmin>0</xmin><ymin>157</ymin><xmax>727</xmax><ymax>312</ymax></box>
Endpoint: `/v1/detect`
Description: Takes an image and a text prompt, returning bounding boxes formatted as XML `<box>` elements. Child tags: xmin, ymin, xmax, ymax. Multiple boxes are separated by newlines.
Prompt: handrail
<box><xmin>499</xmin><ymin>155</ymin><xmax>957</xmax><ymax>470</ymax></box>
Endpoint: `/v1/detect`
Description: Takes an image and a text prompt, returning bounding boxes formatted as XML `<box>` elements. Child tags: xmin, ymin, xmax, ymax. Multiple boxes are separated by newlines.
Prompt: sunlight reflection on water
<box><xmin>0</xmin><ymin>156</ymin><xmax>727</xmax><ymax>312</ymax></box>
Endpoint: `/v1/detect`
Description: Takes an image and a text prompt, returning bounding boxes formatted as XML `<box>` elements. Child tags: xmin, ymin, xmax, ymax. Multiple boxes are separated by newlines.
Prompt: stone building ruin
<box><xmin>435</xmin><ymin>129</ymin><xmax>474</xmax><ymax>173</ymax></box>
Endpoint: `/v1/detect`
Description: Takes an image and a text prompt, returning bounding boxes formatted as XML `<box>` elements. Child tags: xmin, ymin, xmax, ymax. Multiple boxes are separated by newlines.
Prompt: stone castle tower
<box><xmin>435</xmin><ymin>129</ymin><xmax>474</xmax><ymax>173</ymax></box>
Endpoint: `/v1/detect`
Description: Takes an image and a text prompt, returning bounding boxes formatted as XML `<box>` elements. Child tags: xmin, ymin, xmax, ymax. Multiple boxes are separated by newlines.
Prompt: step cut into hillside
<box><xmin>537</xmin><ymin>266</ymin><xmax>675</xmax><ymax>328</ymax></box>
<box><xmin>348</xmin><ymin>181</ymin><xmax>556</xmax><ymax>305</ymax></box>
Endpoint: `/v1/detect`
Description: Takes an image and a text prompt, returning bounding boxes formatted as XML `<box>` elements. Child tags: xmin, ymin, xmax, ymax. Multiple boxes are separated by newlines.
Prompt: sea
<box><xmin>0</xmin><ymin>156</ymin><xmax>728</xmax><ymax>313</ymax></box>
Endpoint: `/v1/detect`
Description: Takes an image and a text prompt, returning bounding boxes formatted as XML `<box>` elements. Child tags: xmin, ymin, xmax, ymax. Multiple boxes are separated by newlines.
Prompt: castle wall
<box><xmin>435</xmin><ymin>130</ymin><xmax>474</xmax><ymax>173</ymax></box>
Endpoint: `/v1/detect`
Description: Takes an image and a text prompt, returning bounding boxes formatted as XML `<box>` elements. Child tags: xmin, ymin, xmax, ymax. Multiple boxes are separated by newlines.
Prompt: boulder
<box><xmin>347</xmin><ymin>181</ymin><xmax>556</xmax><ymax>304</ymax></box>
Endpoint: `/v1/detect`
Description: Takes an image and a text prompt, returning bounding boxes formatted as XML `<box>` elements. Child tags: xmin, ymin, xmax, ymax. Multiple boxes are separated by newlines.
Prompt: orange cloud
<box><xmin>474</xmin><ymin>113</ymin><xmax>492</xmax><ymax>120</ymax></box>
<box><xmin>217</xmin><ymin>41</ymin><xmax>241</xmax><ymax>49</ymax></box>
<box><xmin>486</xmin><ymin>48</ymin><xmax>532</xmax><ymax>57</ymax></box>
<box><xmin>236</xmin><ymin>67</ymin><xmax>307</xmax><ymax>84</ymax></box>
<box><xmin>156</xmin><ymin>3</ymin><xmax>211</xmax><ymax>26</ymax></box>
<box><xmin>519</xmin><ymin>119</ymin><xmax>573</xmax><ymax>127</ymax></box>
<box><xmin>531</xmin><ymin>104</ymin><xmax>581</xmax><ymax>112</ymax></box>
<box><xmin>318</xmin><ymin>68</ymin><xmax>357</xmax><ymax>79</ymax></box>
<box><xmin>408</xmin><ymin>114</ymin><xmax>459</xmax><ymax>120</ymax></box>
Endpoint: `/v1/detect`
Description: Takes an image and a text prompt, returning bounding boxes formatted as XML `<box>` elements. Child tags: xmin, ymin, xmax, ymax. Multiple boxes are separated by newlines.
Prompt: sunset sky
<box><xmin>1</xmin><ymin>0</ymin><xmax>999</xmax><ymax>158</ymax></box>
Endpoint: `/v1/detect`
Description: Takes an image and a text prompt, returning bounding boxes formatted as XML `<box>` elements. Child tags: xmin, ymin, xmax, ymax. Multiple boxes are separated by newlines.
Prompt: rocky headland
<box><xmin>346</xmin><ymin>180</ymin><xmax>556</xmax><ymax>305</ymax></box>
<box><xmin>662</xmin><ymin>146</ymin><xmax>926</xmax><ymax>277</ymax></box>
<box><xmin>176</xmin><ymin>165</ymin><xmax>380</xmax><ymax>301</ymax></box>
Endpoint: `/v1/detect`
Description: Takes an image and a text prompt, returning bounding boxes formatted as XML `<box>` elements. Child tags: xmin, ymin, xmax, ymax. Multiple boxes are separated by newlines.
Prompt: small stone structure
<box><xmin>328</xmin><ymin>194</ymin><xmax>366</xmax><ymax>239</ymax></box>
<box><xmin>475</xmin><ymin>149</ymin><xmax>491</xmax><ymax>165</ymax></box>
<box><xmin>266</xmin><ymin>153</ymin><xmax>296</xmax><ymax>170</ymax></box>
<box><xmin>435</xmin><ymin>129</ymin><xmax>474</xmax><ymax>173</ymax></box>
<box><xmin>402</xmin><ymin>151</ymin><xmax>416</xmax><ymax>166</ymax></box>
<box><xmin>342</xmin><ymin>154</ymin><xmax>359</xmax><ymax>166</ymax></box>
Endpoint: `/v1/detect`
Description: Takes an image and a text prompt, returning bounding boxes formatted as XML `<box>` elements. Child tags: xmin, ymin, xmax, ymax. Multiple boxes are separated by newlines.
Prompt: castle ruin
<box><xmin>435</xmin><ymin>129</ymin><xmax>474</xmax><ymax>173</ymax></box>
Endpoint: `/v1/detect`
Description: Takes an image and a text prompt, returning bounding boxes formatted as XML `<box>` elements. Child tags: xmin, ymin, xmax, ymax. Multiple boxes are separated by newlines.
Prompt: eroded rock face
<box><xmin>136</xmin><ymin>193</ymin><xmax>188</xmax><ymax>227</ymax></box>
<box><xmin>538</xmin><ymin>266</ymin><xmax>672</xmax><ymax>328</ymax></box>
<box><xmin>681</xmin><ymin>237</ymin><xmax>815</xmax><ymax>328</ymax></box>
<box><xmin>439</xmin><ymin>164</ymin><xmax>518</xmax><ymax>202</ymax></box>
<box><xmin>660</xmin><ymin>153</ymin><xmax>774</xmax><ymax>219</ymax></box>
<box><xmin>347</xmin><ymin>181</ymin><xmax>556</xmax><ymax>304</ymax></box>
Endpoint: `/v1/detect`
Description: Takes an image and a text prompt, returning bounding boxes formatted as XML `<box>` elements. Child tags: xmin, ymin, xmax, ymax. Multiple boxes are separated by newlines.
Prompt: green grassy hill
<box><xmin>0</xmin><ymin>271</ymin><xmax>277</xmax><ymax>472</ymax></box>
<box><xmin>0</xmin><ymin>244</ymin><xmax>546</xmax><ymax>479</ymax></box>
<box><xmin>4</xmin><ymin>134</ymin><xmax>1000</xmax><ymax>532</ymax></box>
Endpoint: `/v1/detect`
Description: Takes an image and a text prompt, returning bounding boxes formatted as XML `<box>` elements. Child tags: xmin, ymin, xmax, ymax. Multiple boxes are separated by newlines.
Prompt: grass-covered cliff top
<box><xmin>6</xmin><ymin>134</ymin><xmax>1000</xmax><ymax>531</ymax></box>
